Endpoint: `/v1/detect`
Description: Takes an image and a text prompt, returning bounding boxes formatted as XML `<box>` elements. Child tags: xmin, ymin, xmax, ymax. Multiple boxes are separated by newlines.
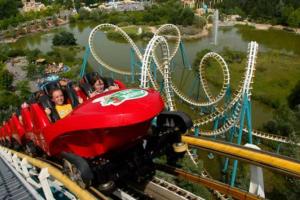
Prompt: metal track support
<box><xmin>80</xmin><ymin>46</ymin><xmax>90</xmax><ymax>78</ymax></box>
<box><xmin>179</xmin><ymin>41</ymin><xmax>191</xmax><ymax>70</ymax></box>
<box><xmin>230</xmin><ymin>95</ymin><xmax>253</xmax><ymax>187</ymax></box>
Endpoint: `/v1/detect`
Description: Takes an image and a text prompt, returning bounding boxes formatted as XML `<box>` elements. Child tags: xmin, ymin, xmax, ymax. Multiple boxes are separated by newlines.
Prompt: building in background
<box><xmin>22</xmin><ymin>0</ymin><xmax>46</xmax><ymax>13</ymax></box>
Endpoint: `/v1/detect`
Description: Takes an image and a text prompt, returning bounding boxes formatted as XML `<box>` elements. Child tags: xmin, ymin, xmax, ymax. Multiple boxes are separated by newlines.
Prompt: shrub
<box><xmin>52</xmin><ymin>31</ymin><xmax>77</xmax><ymax>46</ymax></box>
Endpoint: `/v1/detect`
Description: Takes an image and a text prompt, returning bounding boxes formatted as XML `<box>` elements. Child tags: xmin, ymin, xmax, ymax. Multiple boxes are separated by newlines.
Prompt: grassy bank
<box><xmin>202</xmin><ymin>50</ymin><xmax>300</xmax><ymax>109</ymax></box>
<box><xmin>106</xmin><ymin>26</ymin><xmax>153</xmax><ymax>43</ymax></box>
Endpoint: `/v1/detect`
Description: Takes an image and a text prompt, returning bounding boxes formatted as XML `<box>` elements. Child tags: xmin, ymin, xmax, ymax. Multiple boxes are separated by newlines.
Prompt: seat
<box><xmin>65</xmin><ymin>82</ymin><xmax>80</xmax><ymax>108</ymax></box>
<box><xmin>38</xmin><ymin>95</ymin><xmax>60</xmax><ymax>122</ymax></box>
<box><xmin>41</xmin><ymin>81</ymin><xmax>61</xmax><ymax>96</ymax></box>
<box><xmin>79</xmin><ymin>82</ymin><xmax>93</xmax><ymax>97</ymax></box>
<box><xmin>80</xmin><ymin>72</ymin><xmax>118</xmax><ymax>96</ymax></box>
<box><xmin>83</xmin><ymin>72</ymin><xmax>99</xmax><ymax>85</ymax></box>
<box><xmin>28</xmin><ymin>92</ymin><xmax>38</xmax><ymax>104</ymax></box>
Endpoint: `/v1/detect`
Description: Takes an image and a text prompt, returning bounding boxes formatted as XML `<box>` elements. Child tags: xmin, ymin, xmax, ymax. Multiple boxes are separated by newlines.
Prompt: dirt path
<box><xmin>5</xmin><ymin>56</ymin><xmax>38</xmax><ymax>92</ymax></box>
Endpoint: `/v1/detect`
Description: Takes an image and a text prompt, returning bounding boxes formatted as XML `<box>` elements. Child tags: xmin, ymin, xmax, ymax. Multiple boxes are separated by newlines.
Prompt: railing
<box><xmin>0</xmin><ymin>146</ymin><xmax>98</xmax><ymax>200</ymax></box>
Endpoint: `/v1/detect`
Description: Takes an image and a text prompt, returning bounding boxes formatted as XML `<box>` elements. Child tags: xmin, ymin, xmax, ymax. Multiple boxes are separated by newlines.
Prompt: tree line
<box><xmin>216</xmin><ymin>0</ymin><xmax>300</xmax><ymax>27</ymax></box>
<box><xmin>73</xmin><ymin>0</ymin><xmax>198</xmax><ymax>27</ymax></box>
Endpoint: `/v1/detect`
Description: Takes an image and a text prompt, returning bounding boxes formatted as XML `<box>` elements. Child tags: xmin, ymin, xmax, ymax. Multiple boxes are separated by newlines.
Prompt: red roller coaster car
<box><xmin>0</xmin><ymin>82</ymin><xmax>192</xmax><ymax>191</ymax></box>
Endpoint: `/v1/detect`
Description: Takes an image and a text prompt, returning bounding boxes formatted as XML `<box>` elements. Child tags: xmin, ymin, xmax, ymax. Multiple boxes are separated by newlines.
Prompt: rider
<box><xmin>89</xmin><ymin>74</ymin><xmax>119</xmax><ymax>98</ymax></box>
<box><xmin>45</xmin><ymin>88</ymin><xmax>73</xmax><ymax>119</ymax></box>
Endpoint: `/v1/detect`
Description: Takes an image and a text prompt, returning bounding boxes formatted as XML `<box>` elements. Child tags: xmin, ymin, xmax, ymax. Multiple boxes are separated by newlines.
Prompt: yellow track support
<box><xmin>182</xmin><ymin>136</ymin><xmax>300</xmax><ymax>178</ymax></box>
<box><xmin>0</xmin><ymin>146</ymin><xmax>102</xmax><ymax>200</ymax></box>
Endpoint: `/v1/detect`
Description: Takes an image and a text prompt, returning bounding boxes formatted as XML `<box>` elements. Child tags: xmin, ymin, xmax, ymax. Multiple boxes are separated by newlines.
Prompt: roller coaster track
<box><xmin>89</xmin><ymin>23</ymin><xmax>242</xmax><ymax>125</ymax></box>
<box><xmin>244</xmin><ymin>128</ymin><xmax>300</xmax><ymax>146</ymax></box>
<box><xmin>182</xmin><ymin>136</ymin><xmax>300</xmax><ymax>178</ymax></box>
<box><xmin>155</xmin><ymin>163</ymin><xmax>262</xmax><ymax>200</ymax></box>
<box><xmin>190</xmin><ymin>42</ymin><xmax>258</xmax><ymax>136</ymax></box>
<box><xmin>141</xmin><ymin>35</ymin><xmax>176</xmax><ymax>110</ymax></box>
<box><xmin>200</xmin><ymin>169</ymin><xmax>229</xmax><ymax>200</ymax></box>
<box><xmin>89</xmin><ymin>23</ymin><xmax>143</xmax><ymax>75</ymax></box>
<box><xmin>88</xmin><ymin>24</ymin><xmax>296</xmax><ymax>144</ymax></box>
<box><xmin>142</xmin><ymin>27</ymin><xmax>258</xmax><ymax>136</ymax></box>
<box><xmin>1</xmin><ymin>144</ymin><xmax>273</xmax><ymax>200</ymax></box>
<box><xmin>1</xmin><ymin>146</ymin><xmax>233</xmax><ymax>200</ymax></box>
<box><xmin>154</xmin><ymin>24</ymin><xmax>181</xmax><ymax>63</ymax></box>
<box><xmin>0</xmin><ymin>146</ymin><xmax>101</xmax><ymax>200</ymax></box>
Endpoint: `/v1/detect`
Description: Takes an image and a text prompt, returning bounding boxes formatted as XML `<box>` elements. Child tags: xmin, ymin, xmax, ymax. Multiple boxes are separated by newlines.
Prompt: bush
<box><xmin>106</xmin><ymin>31</ymin><xmax>127</xmax><ymax>43</ymax></box>
<box><xmin>221</xmin><ymin>47</ymin><xmax>246</xmax><ymax>64</ymax></box>
<box><xmin>0</xmin><ymin>69</ymin><xmax>14</xmax><ymax>90</ymax></box>
<box><xmin>25</xmin><ymin>49</ymin><xmax>41</xmax><ymax>63</ymax></box>
<box><xmin>141</xmin><ymin>31</ymin><xmax>154</xmax><ymax>40</ymax></box>
<box><xmin>25</xmin><ymin>63</ymin><xmax>38</xmax><ymax>80</ymax></box>
<box><xmin>192</xmin><ymin>49</ymin><xmax>212</xmax><ymax>71</ymax></box>
<box><xmin>193</xmin><ymin>16</ymin><xmax>206</xmax><ymax>29</ymax></box>
<box><xmin>288</xmin><ymin>80</ymin><xmax>300</xmax><ymax>110</ymax></box>
<box><xmin>52</xmin><ymin>31</ymin><xmax>77</xmax><ymax>46</ymax></box>
<box><xmin>252</xmin><ymin>94</ymin><xmax>280</xmax><ymax>109</ymax></box>
<box><xmin>7</xmin><ymin>48</ymin><xmax>26</xmax><ymax>58</ymax></box>
<box><xmin>263</xmin><ymin>120</ymin><xmax>278</xmax><ymax>133</ymax></box>
<box><xmin>78</xmin><ymin>8</ymin><xmax>90</xmax><ymax>20</ymax></box>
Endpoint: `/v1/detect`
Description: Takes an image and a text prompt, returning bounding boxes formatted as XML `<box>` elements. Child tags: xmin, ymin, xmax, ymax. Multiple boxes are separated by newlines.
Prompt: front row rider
<box><xmin>45</xmin><ymin>88</ymin><xmax>73</xmax><ymax>119</ymax></box>
<box><xmin>45</xmin><ymin>75</ymin><xmax>120</xmax><ymax>120</ymax></box>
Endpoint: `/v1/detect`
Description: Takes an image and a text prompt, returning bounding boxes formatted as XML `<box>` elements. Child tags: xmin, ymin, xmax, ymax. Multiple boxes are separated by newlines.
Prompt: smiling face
<box><xmin>93</xmin><ymin>79</ymin><xmax>104</xmax><ymax>93</ymax></box>
<box><xmin>51</xmin><ymin>89</ymin><xmax>64</xmax><ymax>105</ymax></box>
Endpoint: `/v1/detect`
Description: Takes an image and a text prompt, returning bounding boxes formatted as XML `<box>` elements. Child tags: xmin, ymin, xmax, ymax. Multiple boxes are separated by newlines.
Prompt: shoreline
<box><xmin>122</xmin><ymin>24</ymin><xmax>211</xmax><ymax>41</ymax></box>
<box><xmin>3</xmin><ymin>19</ymin><xmax>300</xmax><ymax>46</ymax></box>
<box><xmin>0</xmin><ymin>20</ymin><xmax>69</xmax><ymax>44</ymax></box>
<box><xmin>219</xmin><ymin>20</ymin><xmax>300</xmax><ymax>34</ymax></box>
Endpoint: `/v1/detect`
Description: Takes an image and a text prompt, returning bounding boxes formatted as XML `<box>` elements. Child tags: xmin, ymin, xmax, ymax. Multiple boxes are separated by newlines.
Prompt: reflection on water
<box><xmin>237</xmin><ymin>25</ymin><xmax>300</xmax><ymax>55</ymax></box>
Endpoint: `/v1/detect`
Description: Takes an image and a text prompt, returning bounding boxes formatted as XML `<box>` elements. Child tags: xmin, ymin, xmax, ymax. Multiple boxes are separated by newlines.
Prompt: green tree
<box><xmin>16</xmin><ymin>80</ymin><xmax>31</xmax><ymax>100</ymax></box>
<box><xmin>41</xmin><ymin>18</ymin><xmax>48</xmax><ymax>29</ymax></box>
<box><xmin>52</xmin><ymin>15</ymin><xmax>58</xmax><ymax>26</ymax></box>
<box><xmin>52</xmin><ymin>31</ymin><xmax>77</xmax><ymax>46</ymax></box>
<box><xmin>78</xmin><ymin>7</ymin><xmax>90</xmax><ymax>20</ymax></box>
<box><xmin>222</xmin><ymin>47</ymin><xmax>246</xmax><ymax>64</ymax></box>
<box><xmin>63</xmin><ymin>0</ymin><xmax>74</xmax><ymax>9</ymax></box>
<box><xmin>287</xmin><ymin>80</ymin><xmax>300</xmax><ymax>110</ymax></box>
<box><xmin>84</xmin><ymin>0</ymin><xmax>97</xmax><ymax>6</ymax></box>
<box><xmin>262</xmin><ymin>104</ymin><xmax>300</xmax><ymax>163</ymax></box>
<box><xmin>273</xmin><ymin>105</ymin><xmax>296</xmax><ymax>137</ymax></box>
<box><xmin>0</xmin><ymin>69</ymin><xmax>14</xmax><ymax>90</ymax></box>
<box><xmin>0</xmin><ymin>44</ymin><xmax>9</xmax><ymax>62</ymax></box>
<box><xmin>193</xmin><ymin>16</ymin><xmax>206</xmax><ymax>29</ymax></box>
<box><xmin>74</xmin><ymin>0</ymin><xmax>81</xmax><ymax>11</ymax></box>
<box><xmin>26</xmin><ymin>49</ymin><xmax>42</xmax><ymax>63</ymax></box>
<box><xmin>216</xmin><ymin>0</ymin><xmax>300</xmax><ymax>27</ymax></box>
<box><xmin>288</xmin><ymin>8</ymin><xmax>300</xmax><ymax>27</ymax></box>
<box><xmin>6</xmin><ymin>25</ymin><xmax>16</xmax><ymax>38</ymax></box>
<box><xmin>179</xmin><ymin>7</ymin><xmax>194</xmax><ymax>26</ymax></box>
<box><xmin>0</xmin><ymin>0</ymin><xmax>19</xmax><ymax>20</ymax></box>
<box><xmin>40</xmin><ymin>0</ymin><xmax>53</xmax><ymax>6</ymax></box>
<box><xmin>0</xmin><ymin>91</ymin><xmax>19</xmax><ymax>110</ymax></box>
<box><xmin>193</xmin><ymin>49</ymin><xmax>211</xmax><ymax>71</ymax></box>
<box><xmin>25</xmin><ymin>63</ymin><xmax>38</xmax><ymax>79</ymax></box>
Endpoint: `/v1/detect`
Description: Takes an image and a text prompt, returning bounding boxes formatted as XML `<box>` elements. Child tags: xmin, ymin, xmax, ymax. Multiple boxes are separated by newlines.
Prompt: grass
<box><xmin>203</xmin><ymin>51</ymin><xmax>300</xmax><ymax>108</ymax></box>
<box><xmin>106</xmin><ymin>25</ymin><xmax>154</xmax><ymax>43</ymax></box>
<box><xmin>121</xmin><ymin>25</ymin><xmax>151</xmax><ymax>34</ymax></box>
<box><xmin>252</xmin><ymin>52</ymin><xmax>300</xmax><ymax>107</ymax></box>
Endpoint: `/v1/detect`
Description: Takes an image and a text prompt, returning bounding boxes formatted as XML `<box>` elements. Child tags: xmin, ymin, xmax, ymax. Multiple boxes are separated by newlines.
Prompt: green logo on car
<box><xmin>92</xmin><ymin>89</ymin><xmax>148</xmax><ymax>106</ymax></box>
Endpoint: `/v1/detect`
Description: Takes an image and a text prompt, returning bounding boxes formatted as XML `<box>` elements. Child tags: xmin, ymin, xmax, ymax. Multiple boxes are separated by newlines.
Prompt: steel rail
<box><xmin>182</xmin><ymin>135</ymin><xmax>300</xmax><ymax>178</ymax></box>
<box><xmin>0</xmin><ymin>146</ymin><xmax>101</xmax><ymax>200</ymax></box>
